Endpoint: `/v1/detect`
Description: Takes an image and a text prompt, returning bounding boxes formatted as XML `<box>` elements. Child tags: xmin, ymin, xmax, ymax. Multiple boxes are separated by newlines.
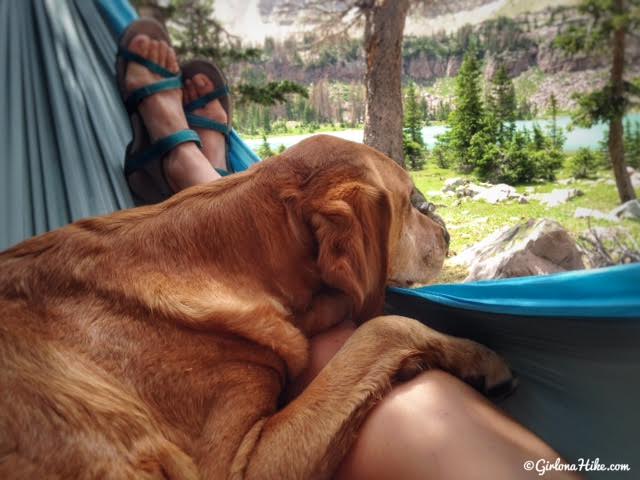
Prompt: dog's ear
<box><xmin>307</xmin><ymin>182</ymin><xmax>392</xmax><ymax>323</ymax></box>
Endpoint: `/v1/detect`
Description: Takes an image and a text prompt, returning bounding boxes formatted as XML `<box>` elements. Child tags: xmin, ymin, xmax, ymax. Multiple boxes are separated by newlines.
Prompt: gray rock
<box><xmin>574</xmin><ymin>207</ymin><xmax>620</xmax><ymax>222</ymax></box>
<box><xmin>443</xmin><ymin>177</ymin><xmax>466</xmax><ymax>192</ymax></box>
<box><xmin>631</xmin><ymin>172</ymin><xmax>640</xmax><ymax>189</ymax></box>
<box><xmin>474</xmin><ymin>183</ymin><xmax>525</xmax><ymax>204</ymax></box>
<box><xmin>535</xmin><ymin>188</ymin><xmax>583</xmax><ymax>207</ymax></box>
<box><xmin>450</xmin><ymin>219</ymin><xmax>585</xmax><ymax>281</ymax></box>
<box><xmin>611</xmin><ymin>199</ymin><xmax>640</xmax><ymax>220</ymax></box>
<box><xmin>457</xmin><ymin>183</ymin><xmax>486</xmax><ymax>198</ymax></box>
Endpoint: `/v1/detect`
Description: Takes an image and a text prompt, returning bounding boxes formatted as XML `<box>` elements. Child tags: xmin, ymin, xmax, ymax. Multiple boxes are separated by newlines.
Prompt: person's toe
<box><xmin>157</xmin><ymin>40</ymin><xmax>168</xmax><ymax>70</ymax></box>
<box><xmin>194</xmin><ymin>73</ymin><xmax>214</xmax><ymax>95</ymax></box>
<box><xmin>148</xmin><ymin>39</ymin><xmax>160</xmax><ymax>65</ymax></box>
<box><xmin>184</xmin><ymin>79</ymin><xmax>197</xmax><ymax>105</ymax></box>
<box><xmin>166</xmin><ymin>45</ymin><xmax>179</xmax><ymax>75</ymax></box>
<box><xmin>129</xmin><ymin>34</ymin><xmax>149</xmax><ymax>56</ymax></box>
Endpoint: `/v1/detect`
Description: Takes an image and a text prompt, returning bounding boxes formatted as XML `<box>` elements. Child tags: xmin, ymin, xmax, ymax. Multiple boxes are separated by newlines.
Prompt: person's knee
<box><xmin>374</xmin><ymin>370</ymin><xmax>474</xmax><ymax>442</ymax></box>
<box><xmin>335</xmin><ymin>370</ymin><xmax>473</xmax><ymax>480</ymax></box>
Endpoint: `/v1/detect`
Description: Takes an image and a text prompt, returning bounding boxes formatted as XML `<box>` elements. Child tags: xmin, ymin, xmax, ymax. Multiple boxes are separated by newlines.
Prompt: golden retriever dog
<box><xmin>0</xmin><ymin>135</ymin><xmax>514</xmax><ymax>479</ymax></box>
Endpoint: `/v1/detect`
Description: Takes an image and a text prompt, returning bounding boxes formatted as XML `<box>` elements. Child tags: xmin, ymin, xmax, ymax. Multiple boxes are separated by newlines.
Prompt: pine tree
<box><xmin>531</xmin><ymin>124</ymin><xmax>548</xmax><ymax>151</ymax></box>
<box><xmin>554</xmin><ymin>0</ymin><xmax>638</xmax><ymax>203</ymax></box>
<box><xmin>569</xmin><ymin>148</ymin><xmax>600</xmax><ymax>179</ymax></box>
<box><xmin>404</xmin><ymin>83</ymin><xmax>424</xmax><ymax>146</ymax></box>
<box><xmin>447</xmin><ymin>50</ymin><xmax>484</xmax><ymax>172</ymax></box>
<box><xmin>403</xmin><ymin>82</ymin><xmax>426</xmax><ymax>170</ymax></box>
<box><xmin>261</xmin><ymin>107</ymin><xmax>272</xmax><ymax>134</ymax></box>
<box><xmin>419</xmin><ymin>97</ymin><xmax>430</xmax><ymax>125</ymax></box>
<box><xmin>257</xmin><ymin>135</ymin><xmax>274</xmax><ymax>159</ymax></box>
<box><xmin>631</xmin><ymin>121</ymin><xmax>640</xmax><ymax>168</ymax></box>
<box><xmin>486</xmin><ymin>64</ymin><xmax>517</xmax><ymax>132</ymax></box>
<box><xmin>624</xmin><ymin>120</ymin><xmax>640</xmax><ymax>169</ymax></box>
<box><xmin>547</xmin><ymin>94</ymin><xmax>566</xmax><ymax>151</ymax></box>
<box><xmin>303</xmin><ymin>103</ymin><xmax>315</xmax><ymax>126</ymax></box>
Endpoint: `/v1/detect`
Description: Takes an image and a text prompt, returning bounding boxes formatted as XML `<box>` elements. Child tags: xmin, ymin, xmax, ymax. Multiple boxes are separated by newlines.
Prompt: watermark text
<box><xmin>523</xmin><ymin>458</ymin><xmax>631</xmax><ymax>476</ymax></box>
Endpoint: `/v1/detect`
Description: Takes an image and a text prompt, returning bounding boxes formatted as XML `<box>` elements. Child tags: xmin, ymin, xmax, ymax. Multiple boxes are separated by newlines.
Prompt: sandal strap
<box><xmin>184</xmin><ymin>85</ymin><xmax>229</xmax><ymax>112</ymax></box>
<box><xmin>125</xmin><ymin>76</ymin><xmax>182</xmax><ymax>113</ymax></box>
<box><xmin>117</xmin><ymin>48</ymin><xmax>176</xmax><ymax>78</ymax></box>
<box><xmin>185</xmin><ymin>114</ymin><xmax>232</xmax><ymax>176</ymax></box>
<box><xmin>185</xmin><ymin>113</ymin><xmax>230</xmax><ymax>137</ymax></box>
<box><xmin>125</xmin><ymin>129</ymin><xmax>202</xmax><ymax>175</ymax></box>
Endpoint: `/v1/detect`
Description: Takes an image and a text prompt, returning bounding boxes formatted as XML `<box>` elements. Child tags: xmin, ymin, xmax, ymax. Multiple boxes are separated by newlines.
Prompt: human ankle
<box><xmin>138</xmin><ymin>94</ymin><xmax>188</xmax><ymax>141</ymax></box>
<box><xmin>163</xmin><ymin>143</ymin><xmax>219</xmax><ymax>190</ymax></box>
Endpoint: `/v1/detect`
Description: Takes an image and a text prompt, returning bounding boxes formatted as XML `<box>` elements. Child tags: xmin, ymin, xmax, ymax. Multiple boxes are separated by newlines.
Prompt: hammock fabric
<box><xmin>2</xmin><ymin>0</ymin><xmax>639</xmax><ymax>477</ymax></box>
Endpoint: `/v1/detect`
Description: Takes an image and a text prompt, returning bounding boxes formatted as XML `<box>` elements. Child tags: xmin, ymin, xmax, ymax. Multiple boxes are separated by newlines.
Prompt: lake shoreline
<box><xmin>243</xmin><ymin>113</ymin><xmax>640</xmax><ymax>153</ymax></box>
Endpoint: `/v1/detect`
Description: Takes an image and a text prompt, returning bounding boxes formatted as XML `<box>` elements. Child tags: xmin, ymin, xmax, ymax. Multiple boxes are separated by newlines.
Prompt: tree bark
<box><xmin>610</xmin><ymin>0</ymin><xmax>636</xmax><ymax>203</ymax></box>
<box><xmin>362</xmin><ymin>0</ymin><xmax>410</xmax><ymax>166</ymax></box>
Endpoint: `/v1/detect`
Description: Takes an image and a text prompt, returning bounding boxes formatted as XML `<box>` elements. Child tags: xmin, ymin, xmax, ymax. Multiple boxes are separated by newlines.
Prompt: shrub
<box><xmin>271</xmin><ymin>120</ymin><xmax>288</xmax><ymax>134</ymax></box>
<box><xmin>499</xmin><ymin>131</ymin><xmax>537</xmax><ymax>183</ymax></box>
<box><xmin>532</xmin><ymin>148</ymin><xmax>564</xmax><ymax>181</ymax></box>
<box><xmin>569</xmin><ymin>148</ymin><xmax>599</xmax><ymax>179</ymax></box>
<box><xmin>403</xmin><ymin>131</ymin><xmax>427</xmax><ymax>170</ymax></box>
<box><xmin>431</xmin><ymin>143</ymin><xmax>451</xmax><ymax>168</ymax></box>
<box><xmin>256</xmin><ymin>135</ymin><xmax>274</xmax><ymax>159</ymax></box>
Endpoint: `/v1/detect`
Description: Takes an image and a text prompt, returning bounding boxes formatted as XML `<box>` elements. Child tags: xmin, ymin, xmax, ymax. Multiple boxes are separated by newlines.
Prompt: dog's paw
<box><xmin>456</xmin><ymin>340</ymin><xmax>518</xmax><ymax>402</ymax></box>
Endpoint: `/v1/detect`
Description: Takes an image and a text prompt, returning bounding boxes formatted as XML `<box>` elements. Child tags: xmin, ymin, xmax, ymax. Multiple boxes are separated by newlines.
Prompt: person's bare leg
<box><xmin>183</xmin><ymin>74</ymin><xmax>228</xmax><ymax>173</ymax></box>
<box><xmin>335</xmin><ymin>369</ymin><xmax>577</xmax><ymax>480</ymax></box>
<box><xmin>124</xmin><ymin>34</ymin><xmax>220</xmax><ymax>196</ymax></box>
<box><xmin>292</xmin><ymin>324</ymin><xmax>577</xmax><ymax>480</ymax></box>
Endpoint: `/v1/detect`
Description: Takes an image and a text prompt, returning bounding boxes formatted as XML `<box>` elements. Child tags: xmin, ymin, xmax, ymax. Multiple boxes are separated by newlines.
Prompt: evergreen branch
<box><xmin>173</xmin><ymin>45</ymin><xmax>261</xmax><ymax>65</ymax></box>
<box><xmin>236</xmin><ymin>81</ymin><xmax>308</xmax><ymax>106</ymax></box>
<box><xmin>570</xmin><ymin>83</ymin><xmax>632</xmax><ymax>127</ymax></box>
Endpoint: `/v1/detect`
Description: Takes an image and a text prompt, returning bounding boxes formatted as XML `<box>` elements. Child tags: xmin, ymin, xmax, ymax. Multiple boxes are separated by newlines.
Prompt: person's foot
<box><xmin>183</xmin><ymin>74</ymin><xmax>229</xmax><ymax>173</ymax></box>
<box><xmin>125</xmin><ymin>34</ymin><xmax>185</xmax><ymax>141</ymax></box>
<box><xmin>124</xmin><ymin>34</ymin><xmax>219</xmax><ymax>196</ymax></box>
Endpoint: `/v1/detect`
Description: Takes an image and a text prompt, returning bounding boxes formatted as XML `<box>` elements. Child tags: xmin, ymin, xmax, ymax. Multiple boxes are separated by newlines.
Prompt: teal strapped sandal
<box><xmin>116</xmin><ymin>19</ymin><xmax>202</xmax><ymax>204</ymax></box>
<box><xmin>182</xmin><ymin>60</ymin><xmax>233</xmax><ymax>177</ymax></box>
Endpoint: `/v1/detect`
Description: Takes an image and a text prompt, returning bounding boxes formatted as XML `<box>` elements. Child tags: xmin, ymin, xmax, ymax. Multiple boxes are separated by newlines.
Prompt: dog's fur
<box><xmin>0</xmin><ymin>136</ymin><xmax>513</xmax><ymax>479</ymax></box>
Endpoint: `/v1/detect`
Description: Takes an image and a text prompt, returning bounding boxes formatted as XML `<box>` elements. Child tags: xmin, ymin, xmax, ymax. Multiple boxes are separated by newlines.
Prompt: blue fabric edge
<box><xmin>390</xmin><ymin>263</ymin><xmax>640</xmax><ymax>319</ymax></box>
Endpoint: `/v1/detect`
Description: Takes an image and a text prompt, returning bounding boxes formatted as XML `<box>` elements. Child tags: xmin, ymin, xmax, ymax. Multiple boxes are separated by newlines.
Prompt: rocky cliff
<box><xmin>227</xmin><ymin>3</ymin><xmax>640</xmax><ymax>113</ymax></box>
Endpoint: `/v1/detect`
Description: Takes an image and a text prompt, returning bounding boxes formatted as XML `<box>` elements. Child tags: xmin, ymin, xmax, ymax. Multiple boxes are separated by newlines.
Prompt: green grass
<box><xmin>410</xmin><ymin>163</ymin><xmax>640</xmax><ymax>281</ymax></box>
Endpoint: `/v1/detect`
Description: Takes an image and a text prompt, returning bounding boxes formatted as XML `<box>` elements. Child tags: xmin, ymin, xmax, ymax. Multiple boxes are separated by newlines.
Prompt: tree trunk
<box><xmin>362</xmin><ymin>0</ymin><xmax>410</xmax><ymax>166</ymax></box>
<box><xmin>610</xmin><ymin>0</ymin><xmax>636</xmax><ymax>203</ymax></box>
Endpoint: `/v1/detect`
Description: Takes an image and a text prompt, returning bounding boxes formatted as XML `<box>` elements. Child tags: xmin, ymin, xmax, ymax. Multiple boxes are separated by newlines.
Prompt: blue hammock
<box><xmin>2</xmin><ymin>1</ymin><xmax>639</xmax><ymax>477</ymax></box>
